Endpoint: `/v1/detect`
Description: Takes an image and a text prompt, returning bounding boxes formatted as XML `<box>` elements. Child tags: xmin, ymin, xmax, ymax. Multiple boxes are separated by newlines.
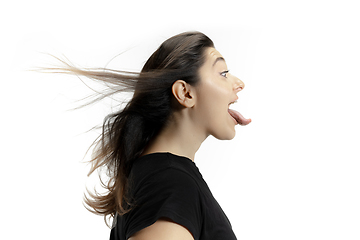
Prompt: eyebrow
<box><xmin>213</xmin><ymin>57</ymin><xmax>225</xmax><ymax>66</ymax></box>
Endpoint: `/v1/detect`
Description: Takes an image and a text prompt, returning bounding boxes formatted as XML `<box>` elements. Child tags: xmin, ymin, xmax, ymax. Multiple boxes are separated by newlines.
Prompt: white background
<box><xmin>1</xmin><ymin>0</ymin><xmax>360</xmax><ymax>239</ymax></box>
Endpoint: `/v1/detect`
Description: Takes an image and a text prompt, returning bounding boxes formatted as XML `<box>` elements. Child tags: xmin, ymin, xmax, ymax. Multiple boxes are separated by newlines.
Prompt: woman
<box><xmin>56</xmin><ymin>31</ymin><xmax>251</xmax><ymax>239</ymax></box>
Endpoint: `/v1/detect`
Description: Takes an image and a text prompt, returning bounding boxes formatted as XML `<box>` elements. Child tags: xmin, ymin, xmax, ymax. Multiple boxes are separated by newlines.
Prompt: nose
<box><xmin>232</xmin><ymin>75</ymin><xmax>245</xmax><ymax>93</ymax></box>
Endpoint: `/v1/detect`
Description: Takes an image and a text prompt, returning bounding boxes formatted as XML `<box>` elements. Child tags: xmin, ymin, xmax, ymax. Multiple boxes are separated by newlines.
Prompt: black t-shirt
<box><xmin>110</xmin><ymin>152</ymin><xmax>237</xmax><ymax>240</ymax></box>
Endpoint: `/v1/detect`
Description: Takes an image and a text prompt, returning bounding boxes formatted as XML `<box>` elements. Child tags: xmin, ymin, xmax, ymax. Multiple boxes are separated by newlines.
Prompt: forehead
<box><xmin>204</xmin><ymin>47</ymin><xmax>226</xmax><ymax>66</ymax></box>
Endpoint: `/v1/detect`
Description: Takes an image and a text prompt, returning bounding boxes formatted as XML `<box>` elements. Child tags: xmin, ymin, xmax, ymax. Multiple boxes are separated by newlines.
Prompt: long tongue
<box><xmin>228</xmin><ymin>109</ymin><xmax>252</xmax><ymax>125</ymax></box>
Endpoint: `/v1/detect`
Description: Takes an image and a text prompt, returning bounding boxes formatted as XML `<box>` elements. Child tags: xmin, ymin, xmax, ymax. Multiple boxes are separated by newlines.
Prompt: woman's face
<box><xmin>194</xmin><ymin>47</ymin><xmax>246</xmax><ymax>140</ymax></box>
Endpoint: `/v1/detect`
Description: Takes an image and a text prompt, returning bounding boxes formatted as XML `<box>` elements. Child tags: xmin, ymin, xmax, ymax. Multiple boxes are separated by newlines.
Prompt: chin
<box><xmin>213</xmin><ymin>128</ymin><xmax>236</xmax><ymax>141</ymax></box>
<box><xmin>226</xmin><ymin>132</ymin><xmax>236</xmax><ymax>140</ymax></box>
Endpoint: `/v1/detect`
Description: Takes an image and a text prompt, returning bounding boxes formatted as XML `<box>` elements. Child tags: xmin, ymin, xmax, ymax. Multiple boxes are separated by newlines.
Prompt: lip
<box><xmin>229</xmin><ymin>96</ymin><xmax>239</xmax><ymax>106</ymax></box>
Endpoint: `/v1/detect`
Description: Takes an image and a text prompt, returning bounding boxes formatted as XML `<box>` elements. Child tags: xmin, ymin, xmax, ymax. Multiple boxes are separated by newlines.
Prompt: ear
<box><xmin>172</xmin><ymin>80</ymin><xmax>195</xmax><ymax>108</ymax></box>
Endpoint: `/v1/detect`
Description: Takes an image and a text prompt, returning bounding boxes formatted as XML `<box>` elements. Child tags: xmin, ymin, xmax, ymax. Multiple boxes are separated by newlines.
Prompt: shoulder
<box><xmin>125</xmin><ymin>153</ymin><xmax>203</xmax><ymax>240</ymax></box>
<box><xmin>128</xmin><ymin>218</ymin><xmax>194</xmax><ymax>240</ymax></box>
<box><xmin>130</xmin><ymin>152</ymin><xmax>200</xmax><ymax>189</ymax></box>
<box><xmin>132</xmin><ymin>158</ymin><xmax>201</xmax><ymax>203</ymax></box>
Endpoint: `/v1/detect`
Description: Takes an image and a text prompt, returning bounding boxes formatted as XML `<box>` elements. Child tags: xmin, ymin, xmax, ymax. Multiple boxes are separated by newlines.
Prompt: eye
<box><xmin>220</xmin><ymin>70</ymin><xmax>229</xmax><ymax>78</ymax></box>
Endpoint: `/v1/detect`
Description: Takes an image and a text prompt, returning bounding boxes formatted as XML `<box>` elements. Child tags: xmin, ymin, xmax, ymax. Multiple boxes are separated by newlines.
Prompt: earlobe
<box><xmin>172</xmin><ymin>80</ymin><xmax>195</xmax><ymax>108</ymax></box>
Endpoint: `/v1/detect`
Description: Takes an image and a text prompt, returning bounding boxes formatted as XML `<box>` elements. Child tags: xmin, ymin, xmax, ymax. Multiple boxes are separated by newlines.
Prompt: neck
<box><xmin>141</xmin><ymin>110</ymin><xmax>207</xmax><ymax>161</ymax></box>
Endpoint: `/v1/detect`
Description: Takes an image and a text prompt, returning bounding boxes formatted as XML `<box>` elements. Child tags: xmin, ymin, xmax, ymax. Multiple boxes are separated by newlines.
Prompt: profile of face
<box><xmin>193</xmin><ymin>47</ymin><xmax>249</xmax><ymax>140</ymax></box>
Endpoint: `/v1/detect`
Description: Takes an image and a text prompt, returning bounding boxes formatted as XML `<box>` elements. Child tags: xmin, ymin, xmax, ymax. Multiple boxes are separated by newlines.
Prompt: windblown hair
<box><xmin>47</xmin><ymin>32</ymin><xmax>214</xmax><ymax>225</ymax></box>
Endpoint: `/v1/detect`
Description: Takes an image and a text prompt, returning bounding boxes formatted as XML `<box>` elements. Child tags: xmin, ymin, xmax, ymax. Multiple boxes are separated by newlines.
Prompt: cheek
<box><xmin>200</xmin><ymin>77</ymin><xmax>228</xmax><ymax>100</ymax></box>
<box><xmin>196</xmin><ymin>80</ymin><xmax>232</xmax><ymax>132</ymax></box>
<box><xmin>206</xmin><ymin>81</ymin><xmax>229</xmax><ymax>113</ymax></box>
<box><xmin>197</xmin><ymin>80</ymin><xmax>226</xmax><ymax>113</ymax></box>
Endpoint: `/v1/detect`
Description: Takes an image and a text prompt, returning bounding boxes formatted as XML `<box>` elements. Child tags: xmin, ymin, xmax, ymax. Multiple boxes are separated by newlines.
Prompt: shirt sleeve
<box><xmin>124</xmin><ymin>167</ymin><xmax>202</xmax><ymax>240</ymax></box>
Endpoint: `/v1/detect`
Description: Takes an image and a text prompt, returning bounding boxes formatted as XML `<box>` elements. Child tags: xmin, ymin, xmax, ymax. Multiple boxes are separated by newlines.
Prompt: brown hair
<box><xmin>46</xmin><ymin>31</ymin><xmax>214</xmax><ymax>225</ymax></box>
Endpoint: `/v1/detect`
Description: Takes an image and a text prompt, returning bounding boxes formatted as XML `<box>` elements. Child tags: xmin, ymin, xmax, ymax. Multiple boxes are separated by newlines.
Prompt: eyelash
<box><xmin>220</xmin><ymin>70</ymin><xmax>230</xmax><ymax>78</ymax></box>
